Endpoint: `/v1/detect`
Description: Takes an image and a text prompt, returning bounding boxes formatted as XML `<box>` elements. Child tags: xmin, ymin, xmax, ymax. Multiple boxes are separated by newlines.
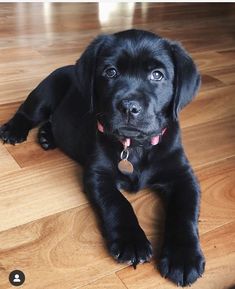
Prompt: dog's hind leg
<box><xmin>0</xmin><ymin>66</ymin><xmax>72</xmax><ymax>145</ymax></box>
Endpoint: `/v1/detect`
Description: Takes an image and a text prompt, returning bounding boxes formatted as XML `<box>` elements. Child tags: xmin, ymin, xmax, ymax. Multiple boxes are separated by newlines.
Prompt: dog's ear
<box><xmin>169</xmin><ymin>41</ymin><xmax>201</xmax><ymax>119</ymax></box>
<box><xmin>75</xmin><ymin>35</ymin><xmax>109</xmax><ymax>112</ymax></box>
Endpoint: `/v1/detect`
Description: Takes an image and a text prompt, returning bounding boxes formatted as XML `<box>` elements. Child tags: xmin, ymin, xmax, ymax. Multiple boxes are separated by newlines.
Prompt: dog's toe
<box><xmin>108</xmin><ymin>228</ymin><xmax>153</xmax><ymax>267</ymax></box>
<box><xmin>38</xmin><ymin>122</ymin><xmax>56</xmax><ymax>150</ymax></box>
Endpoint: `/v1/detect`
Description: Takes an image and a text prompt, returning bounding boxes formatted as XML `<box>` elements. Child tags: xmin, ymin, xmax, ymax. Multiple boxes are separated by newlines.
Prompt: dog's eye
<box><xmin>150</xmin><ymin>70</ymin><xmax>164</xmax><ymax>81</ymax></box>
<box><xmin>104</xmin><ymin>67</ymin><xmax>118</xmax><ymax>78</ymax></box>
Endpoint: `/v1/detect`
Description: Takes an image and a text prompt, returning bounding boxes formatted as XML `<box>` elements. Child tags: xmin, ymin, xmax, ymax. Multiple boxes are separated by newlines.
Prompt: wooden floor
<box><xmin>0</xmin><ymin>3</ymin><xmax>235</xmax><ymax>289</ymax></box>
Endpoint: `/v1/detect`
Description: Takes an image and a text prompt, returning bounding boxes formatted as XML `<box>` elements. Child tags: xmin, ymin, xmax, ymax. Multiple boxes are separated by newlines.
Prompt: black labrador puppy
<box><xmin>0</xmin><ymin>29</ymin><xmax>205</xmax><ymax>286</ymax></box>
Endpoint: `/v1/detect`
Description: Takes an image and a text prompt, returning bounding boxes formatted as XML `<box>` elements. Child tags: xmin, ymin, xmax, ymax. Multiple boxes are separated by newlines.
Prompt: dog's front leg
<box><xmin>157</xmin><ymin>173</ymin><xmax>205</xmax><ymax>286</ymax></box>
<box><xmin>84</xmin><ymin>170</ymin><xmax>152</xmax><ymax>267</ymax></box>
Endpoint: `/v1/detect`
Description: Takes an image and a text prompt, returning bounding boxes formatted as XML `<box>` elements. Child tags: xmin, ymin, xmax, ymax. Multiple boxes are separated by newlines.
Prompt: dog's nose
<box><xmin>118</xmin><ymin>100</ymin><xmax>142</xmax><ymax>116</ymax></box>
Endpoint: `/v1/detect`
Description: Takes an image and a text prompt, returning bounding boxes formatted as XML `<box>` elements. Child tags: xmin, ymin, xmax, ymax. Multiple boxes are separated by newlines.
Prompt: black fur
<box><xmin>0</xmin><ymin>29</ymin><xmax>205</xmax><ymax>286</ymax></box>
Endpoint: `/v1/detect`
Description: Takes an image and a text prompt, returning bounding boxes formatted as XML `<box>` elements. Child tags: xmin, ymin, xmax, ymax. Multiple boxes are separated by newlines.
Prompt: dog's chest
<box><xmin>116</xmin><ymin>147</ymin><xmax>152</xmax><ymax>192</ymax></box>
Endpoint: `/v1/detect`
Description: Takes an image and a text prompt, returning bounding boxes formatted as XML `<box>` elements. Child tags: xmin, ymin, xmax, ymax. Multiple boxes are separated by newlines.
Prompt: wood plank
<box><xmin>193</xmin><ymin>51</ymin><xmax>235</xmax><ymax>73</ymax></box>
<box><xmin>200</xmin><ymin>74</ymin><xmax>225</xmax><ymax>92</ymax></box>
<box><xmin>0</xmin><ymin>205</ymin><xmax>127</xmax><ymax>289</ymax></box>
<box><xmin>182</xmin><ymin>116</ymin><xmax>235</xmax><ymax>168</ymax></box>
<box><xmin>196</xmin><ymin>157</ymin><xmax>235</xmax><ymax>233</ymax></box>
<box><xmin>0</xmin><ymin>47</ymin><xmax>43</xmax><ymax>63</ymax></box>
<box><xmin>80</xmin><ymin>274</ymin><xmax>127</xmax><ymax>289</ymax></box>
<box><xmin>0</xmin><ymin>160</ymin><xmax>87</xmax><ymax>232</ymax></box>
<box><xmin>180</xmin><ymin>85</ymin><xmax>235</xmax><ymax>128</ymax></box>
<box><xmin>209</xmin><ymin>66</ymin><xmax>235</xmax><ymax>86</ymax></box>
<box><xmin>0</xmin><ymin>144</ymin><xmax>20</xmax><ymax>174</ymax></box>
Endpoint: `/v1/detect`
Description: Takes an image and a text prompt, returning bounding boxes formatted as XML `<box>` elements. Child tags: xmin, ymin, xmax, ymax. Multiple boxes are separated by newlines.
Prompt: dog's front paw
<box><xmin>108</xmin><ymin>227</ymin><xmax>153</xmax><ymax>267</ymax></box>
<box><xmin>0</xmin><ymin>122</ymin><xmax>28</xmax><ymax>145</ymax></box>
<box><xmin>158</xmin><ymin>243</ymin><xmax>205</xmax><ymax>286</ymax></box>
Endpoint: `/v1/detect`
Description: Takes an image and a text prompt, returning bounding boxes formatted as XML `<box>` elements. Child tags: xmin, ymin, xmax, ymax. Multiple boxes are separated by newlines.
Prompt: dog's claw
<box><xmin>132</xmin><ymin>260</ymin><xmax>138</xmax><ymax>269</ymax></box>
<box><xmin>114</xmin><ymin>253</ymin><xmax>120</xmax><ymax>259</ymax></box>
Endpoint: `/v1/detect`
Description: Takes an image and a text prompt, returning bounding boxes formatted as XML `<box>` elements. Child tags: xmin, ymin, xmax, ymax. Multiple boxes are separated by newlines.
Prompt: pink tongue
<box><xmin>151</xmin><ymin>135</ymin><xmax>160</xmax><ymax>146</ymax></box>
<box><xmin>122</xmin><ymin>138</ymin><xmax>131</xmax><ymax>148</ymax></box>
<box><xmin>97</xmin><ymin>121</ymin><xmax>104</xmax><ymax>133</ymax></box>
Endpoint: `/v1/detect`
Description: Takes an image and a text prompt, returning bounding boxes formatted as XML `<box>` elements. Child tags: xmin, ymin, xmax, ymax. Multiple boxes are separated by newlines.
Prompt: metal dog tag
<box><xmin>118</xmin><ymin>148</ymin><xmax>134</xmax><ymax>174</ymax></box>
<box><xmin>118</xmin><ymin>159</ymin><xmax>134</xmax><ymax>174</ymax></box>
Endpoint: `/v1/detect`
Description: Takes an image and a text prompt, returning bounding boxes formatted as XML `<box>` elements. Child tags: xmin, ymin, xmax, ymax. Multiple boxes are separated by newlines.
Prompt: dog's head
<box><xmin>76</xmin><ymin>29</ymin><xmax>200</xmax><ymax>145</ymax></box>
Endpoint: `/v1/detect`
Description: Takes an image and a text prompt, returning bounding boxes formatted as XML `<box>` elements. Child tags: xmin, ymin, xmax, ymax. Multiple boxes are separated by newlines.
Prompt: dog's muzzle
<box><xmin>97</xmin><ymin>121</ymin><xmax>166</xmax><ymax>147</ymax></box>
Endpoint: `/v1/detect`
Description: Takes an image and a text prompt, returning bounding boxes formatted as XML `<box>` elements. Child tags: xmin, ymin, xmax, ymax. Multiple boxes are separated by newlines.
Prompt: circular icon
<box><xmin>9</xmin><ymin>270</ymin><xmax>25</xmax><ymax>286</ymax></box>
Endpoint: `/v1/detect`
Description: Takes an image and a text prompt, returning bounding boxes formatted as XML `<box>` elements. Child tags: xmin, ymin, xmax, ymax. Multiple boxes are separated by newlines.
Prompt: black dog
<box><xmin>0</xmin><ymin>29</ymin><xmax>205</xmax><ymax>286</ymax></box>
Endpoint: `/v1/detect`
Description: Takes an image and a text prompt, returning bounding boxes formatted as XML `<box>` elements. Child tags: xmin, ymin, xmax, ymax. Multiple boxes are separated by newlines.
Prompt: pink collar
<box><xmin>97</xmin><ymin>121</ymin><xmax>167</xmax><ymax>149</ymax></box>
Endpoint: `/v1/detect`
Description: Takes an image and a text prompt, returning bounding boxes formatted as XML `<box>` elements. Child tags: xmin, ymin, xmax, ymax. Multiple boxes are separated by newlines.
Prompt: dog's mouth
<box><xmin>97</xmin><ymin>121</ymin><xmax>166</xmax><ymax>146</ymax></box>
<box><xmin>116</xmin><ymin>127</ymin><xmax>145</xmax><ymax>138</ymax></box>
<box><xmin>116</xmin><ymin>126</ymin><xmax>164</xmax><ymax>146</ymax></box>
